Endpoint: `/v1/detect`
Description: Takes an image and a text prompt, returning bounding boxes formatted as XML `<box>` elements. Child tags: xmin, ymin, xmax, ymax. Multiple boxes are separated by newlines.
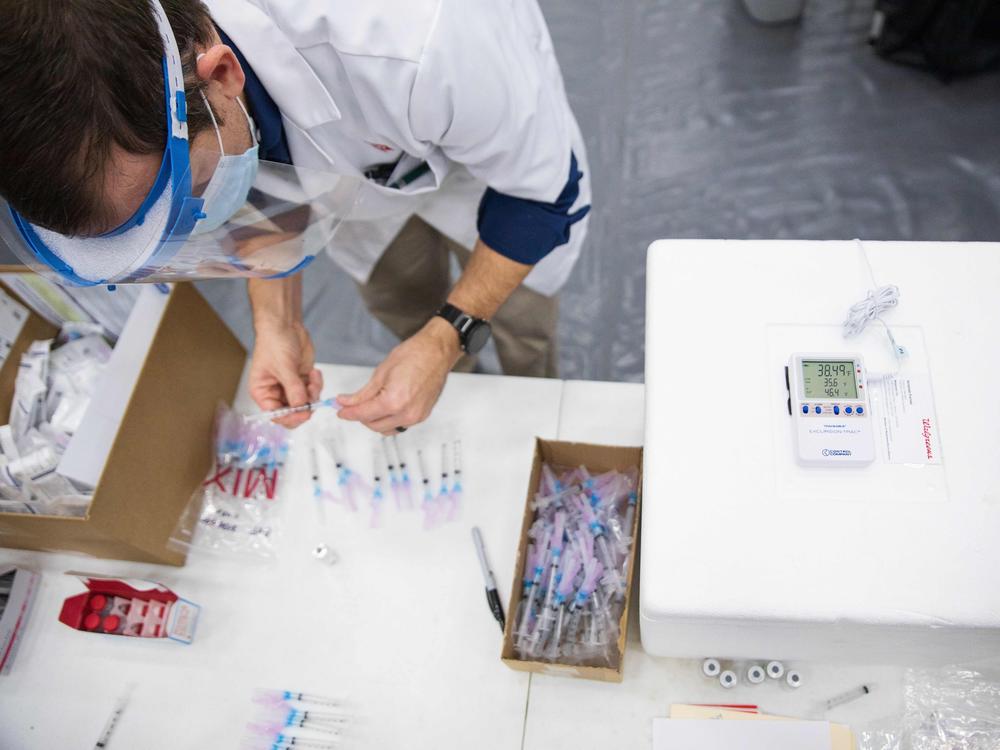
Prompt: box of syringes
<box><xmin>501</xmin><ymin>438</ymin><xmax>642</xmax><ymax>683</ymax></box>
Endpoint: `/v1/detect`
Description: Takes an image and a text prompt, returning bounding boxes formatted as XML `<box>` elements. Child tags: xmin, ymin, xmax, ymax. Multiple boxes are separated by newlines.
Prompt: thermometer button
<box><xmin>833</xmin><ymin>405</ymin><xmax>840</xmax><ymax>415</ymax></box>
<box><xmin>845</xmin><ymin>406</ymin><xmax>853</xmax><ymax>415</ymax></box>
<box><xmin>856</xmin><ymin>406</ymin><xmax>864</xmax><ymax>415</ymax></box>
<box><xmin>801</xmin><ymin>404</ymin><xmax>809</xmax><ymax>414</ymax></box>
<box><xmin>814</xmin><ymin>406</ymin><xmax>822</xmax><ymax>414</ymax></box>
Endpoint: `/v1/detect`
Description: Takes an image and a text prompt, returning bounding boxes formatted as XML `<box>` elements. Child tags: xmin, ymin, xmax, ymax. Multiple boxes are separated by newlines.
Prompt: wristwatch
<box><xmin>434</xmin><ymin>303</ymin><xmax>492</xmax><ymax>355</ymax></box>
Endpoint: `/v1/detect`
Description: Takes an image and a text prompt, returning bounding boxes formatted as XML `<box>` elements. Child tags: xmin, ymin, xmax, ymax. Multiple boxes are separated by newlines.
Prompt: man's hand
<box><xmin>248</xmin><ymin>319</ymin><xmax>323</xmax><ymax>429</ymax></box>
<box><xmin>338</xmin><ymin>317</ymin><xmax>461</xmax><ymax>434</ymax></box>
<box><xmin>339</xmin><ymin>239</ymin><xmax>533</xmax><ymax>434</ymax></box>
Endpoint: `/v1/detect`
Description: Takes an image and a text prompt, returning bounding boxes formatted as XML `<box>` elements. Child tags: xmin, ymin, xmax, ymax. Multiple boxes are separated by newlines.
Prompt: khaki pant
<box><xmin>357</xmin><ymin>216</ymin><xmax>559</xmax><ymax>377</ymax></box>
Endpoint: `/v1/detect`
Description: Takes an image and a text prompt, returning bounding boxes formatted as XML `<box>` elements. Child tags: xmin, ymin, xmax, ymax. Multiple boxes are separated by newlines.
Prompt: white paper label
<box><xmin>0</xmin><ymin>289</ymin><xmax>28</xmax><ymax>366</ymax></box>
<box><xmin>870</xmin><ymin>373</ymin><xmax>942</xmax><ymax>465</ymax></box>
<box><xmin>165</xmin><ymin>598</ymin><xmax>200</xmax><ymax>644</ymax></box>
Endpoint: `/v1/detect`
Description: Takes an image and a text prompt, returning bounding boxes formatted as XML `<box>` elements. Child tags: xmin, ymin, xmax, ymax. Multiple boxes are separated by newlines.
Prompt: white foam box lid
<box><xmin>640</xmin><ymin>240</ymin><xmax>1000</xmax><ymax>664</ymax></box>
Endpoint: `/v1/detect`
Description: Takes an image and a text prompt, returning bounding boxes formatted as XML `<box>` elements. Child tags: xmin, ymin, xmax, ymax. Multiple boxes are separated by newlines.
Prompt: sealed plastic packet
<box><xmin>170</xmin><ymin>405</ymin><xmax>291</xmax><ymax>558</ymax></box>
<box><xmin>0</xmin><ymin>326</ymin><xmax>110</xmax><ymax>517</ymax></box>
<box><xmin>514</xmin><ymin>462</ymin><xmax>639</xmax><ymax>668</ymax></box>
<box><xmin>858</xmin><ymin>668</ymin><xmax>1000</xmax><ymax>750</ymax></box>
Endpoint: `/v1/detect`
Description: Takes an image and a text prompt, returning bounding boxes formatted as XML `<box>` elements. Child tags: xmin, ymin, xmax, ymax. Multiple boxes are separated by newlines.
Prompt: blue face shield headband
<box><xmin>0</xmin><ymin>0</ymin><xmax>360</xmax><ymax>286</ymax></box>
<box><xmin>6</xmin><ymin>0</ymin><xmax>205</xmax><ymax>286</ymax></box>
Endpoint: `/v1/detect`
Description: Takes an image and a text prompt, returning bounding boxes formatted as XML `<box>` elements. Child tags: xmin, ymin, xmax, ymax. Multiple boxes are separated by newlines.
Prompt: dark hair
<box><xmin>0</xmin><ymin>0</ymin><xmax>217</xmax><ymax>235</ymax></box>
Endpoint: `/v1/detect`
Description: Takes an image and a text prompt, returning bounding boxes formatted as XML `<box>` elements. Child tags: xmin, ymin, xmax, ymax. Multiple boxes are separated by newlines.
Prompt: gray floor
<box><xmin>198</xmin><ymin>0</ymin><xmax>1000</xmax><ymax>384</ymax></box>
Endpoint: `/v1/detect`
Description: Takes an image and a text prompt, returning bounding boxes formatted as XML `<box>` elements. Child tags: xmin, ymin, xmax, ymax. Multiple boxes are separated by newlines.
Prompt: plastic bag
<box><xmin>0</xmin><ymin>326</ymin><xmax>112</xmax><ymax>517</ymax></box>
<box><xmin>859</xmin><ymin>668</ymin><xmax>1000</xmax><ymax>750</ymax></box>
<box><xmin>170</xmin><ymin>405</ymin><xmax>290</xmax><ymax>559</ymax></box>
<box><xmin>513</xmin><ymin>462</ymin><xmax>640</xmax><ymax>669</ymax></box>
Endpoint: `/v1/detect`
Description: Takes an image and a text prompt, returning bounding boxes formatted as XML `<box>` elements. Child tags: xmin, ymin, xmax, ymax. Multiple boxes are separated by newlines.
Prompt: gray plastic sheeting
<box><xmin>198</xmin><ymin>0</ymin><xmax>1000</xmax><ymax>383</ymax></box>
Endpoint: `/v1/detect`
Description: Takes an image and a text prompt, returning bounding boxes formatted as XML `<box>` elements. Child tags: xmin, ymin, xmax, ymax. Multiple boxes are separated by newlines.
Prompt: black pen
<box><xmin>472</xmin><ymin>526</ymin><xmax>505</xmax><ymax>632</ymax></box>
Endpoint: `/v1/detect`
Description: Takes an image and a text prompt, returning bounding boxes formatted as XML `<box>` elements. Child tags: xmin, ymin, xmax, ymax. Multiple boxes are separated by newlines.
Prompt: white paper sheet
<box><xmin>868</xmin><ymin>373</ymin><xmax>941</xmax><ymax>465</ymax></box>
<box><xmin>652</xmin><ymin>718</ymin><xmax>832</xmax><ymax>750</ymax></box>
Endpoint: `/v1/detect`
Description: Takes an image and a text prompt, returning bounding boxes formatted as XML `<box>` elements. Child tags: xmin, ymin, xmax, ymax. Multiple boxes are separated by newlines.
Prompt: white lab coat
<box><xmin>204</xmin><ymin>0</ymin><xmax>590</xmax><ymax>296</ymax></box>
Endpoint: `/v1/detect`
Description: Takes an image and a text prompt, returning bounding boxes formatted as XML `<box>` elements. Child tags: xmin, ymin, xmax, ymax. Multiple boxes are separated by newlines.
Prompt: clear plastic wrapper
<box><xmin>0</xmin><ymin>326</ymin><xmax>110</xmax><ymax>517</ymax></box>
<box><xmin>10</xmin><ymin>340</ymin><xmax>50</xmax><ymax>442</ymax></box>
<box><xmin>859</xmin><ymin>668</ymin><xmax>1000</xmax><ymax>750</ymax></box>
<box><xmin>514</xmin><ymin>462</ymin><xmax>639</xmax><ymax>667</ymax></box>
<box><xmin>170</xmin><ymin>405</ymin><xmax>291</xmax><ymax>558</ymax></box>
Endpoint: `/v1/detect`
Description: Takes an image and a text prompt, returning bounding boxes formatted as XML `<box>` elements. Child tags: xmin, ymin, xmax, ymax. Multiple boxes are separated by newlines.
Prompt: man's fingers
<box><xmin>253</xmin><ymin>395</ymin><xmax>282</xmax><ymax>412</ymax></box>
<box><xmin>275</xmin><ymin>412</ymin><xmax>312</xmax><ymax>429</ymax></box>
<box><xmin>338</xmin><ymin>390</ymin><xmax>397</xmax><ymax>424</ymax></box>
<box><xmin>364</xmin><ymin>415</ymin><xmax>405</xmax><ymax>435</ymax></box>
<box><xmin>337</xmin><ymin>376</ymin><xmax>383</xmax><ymax>407</ymax></box>
<box><xmin>279</xmin><ymin>367</ymin><xmax>310</xmax><ymax>407</ymax></box>
<box><xmin>251</xmin><ymin>387</ymin><xmax>284</xmax><ymax>412</ymax></box>
<box><xmin>307</xmin><ymin>369</ymin><xmax>324</xmax><ymax>402</ymax></box>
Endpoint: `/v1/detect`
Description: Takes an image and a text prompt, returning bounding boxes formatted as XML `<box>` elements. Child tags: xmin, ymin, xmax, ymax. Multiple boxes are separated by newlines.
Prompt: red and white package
<box><xmin>58</xmin><ymin>572</ymin><xmax>199</xmax><ymax>644</ymax></box>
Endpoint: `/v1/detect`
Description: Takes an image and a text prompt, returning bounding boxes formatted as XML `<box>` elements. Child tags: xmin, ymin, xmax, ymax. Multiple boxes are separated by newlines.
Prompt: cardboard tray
<box><xmin>501</xmin><ymin>438</ymin><xmax>643</xmax><ymax>683</ymax></box>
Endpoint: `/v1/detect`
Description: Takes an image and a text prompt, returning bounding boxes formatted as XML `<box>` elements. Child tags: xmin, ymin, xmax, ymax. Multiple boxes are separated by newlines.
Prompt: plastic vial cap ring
<box><xmin>88</xmin><ymin>594</ymin><xmax>107</xmax><ymax>611</ymax></box>
<box><xmin>766</xmin><ymin>660</ymin><xmax>785</xmax><ymax>679</ymax></box>
<box><xmin>702</xmin><ymin>658</ymin><xmax>721</xmax><ymax>678</ymax></box>
<box><xmin>786</xmin><ymin>670</ymin><xmax>803</xmax><ymax>688</ymax></box>
<box><xmin>83</xmin><ymin>613</ymin><xmax>101</xmax><ymax>630</ymax></box>
<box><xmin>103</xmin><ymin>615</ymin><xmax>121</xmax><ymax>632</ymax></box>
<box><xmin>747</xmin><ymin>665</ymin><xmax>766</xmax><ymax>684</ymax></box>
<box><xmin>719</xmin><ymin>670</ymin><xmax>737</xmax><ymax>688</ymax></box>
<box><xmin>312</xmin><ymin>543</ymin><xmax>339</xmax><ymax>566</ymax></box>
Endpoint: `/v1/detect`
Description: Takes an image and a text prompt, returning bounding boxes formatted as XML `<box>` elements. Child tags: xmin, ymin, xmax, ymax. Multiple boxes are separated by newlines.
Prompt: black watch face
<box><xmin>464</xmin><ymin>321</ymin><xmax>492</xmax><ymax>355</ymax></box>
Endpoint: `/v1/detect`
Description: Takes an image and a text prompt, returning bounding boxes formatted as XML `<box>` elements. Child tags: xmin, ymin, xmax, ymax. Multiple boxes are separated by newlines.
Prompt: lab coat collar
<box><xmin>205</xmin><ymin>0</ymin><xmax>342</xmax><ymax>131</ymax></box>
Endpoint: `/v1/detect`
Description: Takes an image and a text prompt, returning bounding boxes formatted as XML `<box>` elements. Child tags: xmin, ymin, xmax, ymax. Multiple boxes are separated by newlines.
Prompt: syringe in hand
<box><xmin>249</xmin><ymin>398</ymin><xmax>339</xmax><ymax>423</ymax></box>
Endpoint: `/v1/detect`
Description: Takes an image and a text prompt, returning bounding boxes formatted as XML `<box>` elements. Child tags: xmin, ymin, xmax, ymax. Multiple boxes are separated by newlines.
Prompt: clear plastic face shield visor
<box><xmin>0</xmin><ymin>0</ymin><xmax>359</xmax><ymax>287</ymax></box>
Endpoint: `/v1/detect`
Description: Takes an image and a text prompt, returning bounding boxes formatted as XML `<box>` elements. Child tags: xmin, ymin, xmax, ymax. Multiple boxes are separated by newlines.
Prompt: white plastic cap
<box><xmin>786</xmin><ymin>670</ymin><xmax>803</xmax><ymax>688</ymax></box>
<box><xmin>702</xmin><ymin>658</ymin><xmax>722</xmax><ymax>678</ymax></box>
<box><xmin>312</xmin><ymin>543</ymin><xmax>339</xmax><ymax>565</ymax></box>
<box><xmin>720</xmin><ymin>670</ymin><xmax>738</xmax><ymax>689</ymax></box>
<box><xmin>746</xmin><ymin>665</ymin><xmax>766</xmax><ymax>684</ymax></box>
<box><xmin>766</xmin><ymin>660</ymin><xmax>785</xmax><ymax>679</ymax></box>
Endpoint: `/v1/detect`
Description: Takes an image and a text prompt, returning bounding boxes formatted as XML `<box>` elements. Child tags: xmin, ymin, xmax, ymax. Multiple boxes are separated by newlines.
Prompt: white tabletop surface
<box><xmin>0</xmin><ymin>365</ymin><xmax>560</xmax><ymax>750</ymax></box>
<box><xmin>0</xmin><ymin>365</ymin><xmax>922</xmax><ymax>748</ymax></box>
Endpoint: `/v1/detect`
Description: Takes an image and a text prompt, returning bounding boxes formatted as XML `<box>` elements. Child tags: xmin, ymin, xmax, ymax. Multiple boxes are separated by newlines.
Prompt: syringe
<box><xmin>93</xmin><ymin>685</ymin><xmax>133</xmax><ymax>749</ymax></box>
<box><xmin>249</xmin><ymin>398</ymin><xmax>338</xmax><ymax>423</ymax></box>
<box><xmin>825</xmin><ymin>684</ymin><xmax>872</xmax><ymax>710</ymax></box>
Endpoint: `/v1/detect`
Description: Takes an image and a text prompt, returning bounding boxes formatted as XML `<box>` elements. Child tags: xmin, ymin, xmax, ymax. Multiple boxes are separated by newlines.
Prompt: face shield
<box><xmin>0</xmin><ymin>0</ymin><xmax>359</xmax><ymax>287</ymax></box>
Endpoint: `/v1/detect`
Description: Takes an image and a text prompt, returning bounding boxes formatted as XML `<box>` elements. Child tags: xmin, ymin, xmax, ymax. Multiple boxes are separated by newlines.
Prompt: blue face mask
<box><xmin>191</xmin><ymin>94</ymin><xmax>259</xmax><ymax>236</ymax></box>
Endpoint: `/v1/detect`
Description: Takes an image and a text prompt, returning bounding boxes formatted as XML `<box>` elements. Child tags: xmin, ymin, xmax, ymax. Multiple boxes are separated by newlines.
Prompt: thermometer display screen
<box><xmin>801</xmin><ymin>360</ymin><xmax>858</xmax><ymax>399</ymax></box>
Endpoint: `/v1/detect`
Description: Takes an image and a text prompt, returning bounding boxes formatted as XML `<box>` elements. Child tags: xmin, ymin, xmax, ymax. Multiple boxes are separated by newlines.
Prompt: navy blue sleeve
<box><xmin>476</xmin><ymin>152</ymin><xmax>590</xmax><ymax>265</ymax></box>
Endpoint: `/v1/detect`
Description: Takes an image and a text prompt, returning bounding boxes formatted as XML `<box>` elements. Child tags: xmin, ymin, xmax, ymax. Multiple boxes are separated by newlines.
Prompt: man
<box><xmin>0</xmin><ymin>0</ymin><xmax>590</xmax><ymax>433</ymax></box>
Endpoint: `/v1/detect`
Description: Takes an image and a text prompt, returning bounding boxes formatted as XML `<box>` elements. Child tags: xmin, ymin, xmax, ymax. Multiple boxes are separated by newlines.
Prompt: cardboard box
<box><xmin>501</xmin><ymin>438</ymin><xmax>642</xmax><ymax>683</ymax></box>
<box><xmin>0</xmin><ymin>280</ymin><xmax>246</xmax><ymax>565</ymax></box>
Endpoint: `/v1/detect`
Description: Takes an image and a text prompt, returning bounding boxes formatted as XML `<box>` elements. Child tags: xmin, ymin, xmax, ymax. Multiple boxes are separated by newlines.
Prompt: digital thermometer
<box><xmin>787</xmin><ymin>353</ymin><xmax>875</xmax><ymax>467</ymax></box>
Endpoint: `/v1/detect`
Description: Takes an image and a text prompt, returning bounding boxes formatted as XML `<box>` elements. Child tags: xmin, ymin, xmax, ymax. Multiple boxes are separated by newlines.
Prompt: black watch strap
<box><xmin>435</xmin><ymin>303</ymin><xmax>491</xmax><ymax>355</ymax></box>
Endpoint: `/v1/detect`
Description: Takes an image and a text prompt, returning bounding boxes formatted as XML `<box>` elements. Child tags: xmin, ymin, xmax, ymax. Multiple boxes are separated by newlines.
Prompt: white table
<box><xmin>0</xmin><ymin>365</ymin><xmax>922</xmax><ymax>748</ymax></box>
<box><xmin>0</xmin><ymin>365</ymin><xmax>559</xmax><ymax>750</ymax></box>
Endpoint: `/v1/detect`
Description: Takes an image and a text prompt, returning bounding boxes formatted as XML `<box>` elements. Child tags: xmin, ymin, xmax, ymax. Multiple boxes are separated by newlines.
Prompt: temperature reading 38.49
<box><xmin>816</xmin><ymin>363</ymin><xmax>851</xmax><ymax>377</ymax></box>
<box><xmin>801</xmin><ymin>360</ymin><xmax>858</xmax><ymax>400</ymax></box>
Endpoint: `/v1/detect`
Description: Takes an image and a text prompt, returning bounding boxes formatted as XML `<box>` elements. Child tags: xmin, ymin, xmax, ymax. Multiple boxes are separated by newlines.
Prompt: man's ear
<box><xmin>196</xmin><ymin>44</ymin><xmax>245</xmax><ymax>99</ymax></box>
